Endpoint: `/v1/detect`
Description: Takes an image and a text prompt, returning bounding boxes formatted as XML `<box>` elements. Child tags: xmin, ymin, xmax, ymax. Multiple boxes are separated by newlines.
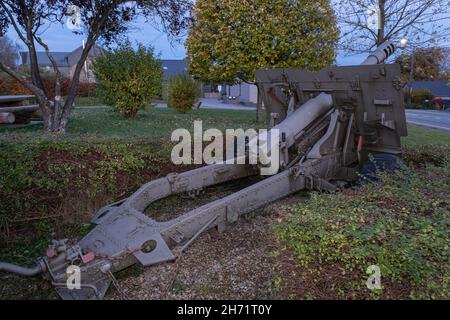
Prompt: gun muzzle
<box><xmin>361</xmin><ymin>41</ymin><xmax>396</xmax><ymax>65</ymax></box>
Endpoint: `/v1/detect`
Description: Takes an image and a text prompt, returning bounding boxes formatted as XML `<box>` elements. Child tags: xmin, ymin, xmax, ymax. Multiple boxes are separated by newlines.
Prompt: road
<box><xmin>79</xmin><ymin>98</ymin><xmax>256</xmax><ymax>111</ymax></box>
<box><xmin>405</xmin><ymin>110</ymin><xmax>450</xmax><ymax>132</ymax></box>
<box><xmin>155</xmin><ymin>98</ymin><xmax>256</xmax><ymax>111</ymax></box>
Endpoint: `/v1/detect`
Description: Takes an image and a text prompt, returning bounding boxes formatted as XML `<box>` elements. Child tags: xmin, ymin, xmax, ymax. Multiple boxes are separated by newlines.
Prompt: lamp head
<box><xmin>399</xmin><ymin>38</ymin><xmax>408</xmax><ymax>48</ymax></box>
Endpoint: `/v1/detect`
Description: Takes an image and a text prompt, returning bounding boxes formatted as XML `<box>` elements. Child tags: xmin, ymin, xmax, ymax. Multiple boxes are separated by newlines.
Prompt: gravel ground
<box><xmin>0</xmin><ymin>204</ymin><xmax>282</xmax><ymax>300</ymax></box>
<box><xmin>105</xmin><ymin>193</ymin><xmax>306</xmax><ymax>300</ymax></box>
<box><xmin>107</xmin><ymin>211</ymin><xmax>277</xmax><ymax>300</ymax></box>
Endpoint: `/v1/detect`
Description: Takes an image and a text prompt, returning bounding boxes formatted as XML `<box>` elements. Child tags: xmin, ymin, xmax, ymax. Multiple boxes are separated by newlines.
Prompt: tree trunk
<box><xmin>407</xmin><ymin>54</ymin><xmax>415</xmax><ymax>107</ymax></box>
<box><xmin>33</xmin><ymin>99</ymin><xmax>67</xmax><ymax>133</ymax></box>
<box><xmin>26</xmin><ymin>34</ymin><xmax>46</xmax><ymax>94</ymax></box>
<box><xmin>376</xmin><ymin>0</ymin><xmax>386</xmax><ymax>46</ymax></box>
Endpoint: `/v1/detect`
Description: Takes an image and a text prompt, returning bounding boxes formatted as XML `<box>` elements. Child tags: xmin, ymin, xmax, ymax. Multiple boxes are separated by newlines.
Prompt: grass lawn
<box><xmin>74</xmin><ymin>96</ymin><xmax>105</xmax><ymax>106</ymax></box>
<box><xmin>403</xmin><ymin>125</ymin><xmax>450</xmax><ymax>147</ymax></box>
<box><xmin>0</xmin><ymin>107</ymin><xmax>448</xmax><ymax>299</ymax></box>
<box><xmin>0</xmin><ymin>106</ymin><xmax>266</xmax><ymax>142</ymax></box>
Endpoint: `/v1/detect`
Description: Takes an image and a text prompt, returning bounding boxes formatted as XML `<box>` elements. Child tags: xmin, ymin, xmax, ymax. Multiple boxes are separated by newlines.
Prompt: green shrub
<box><xmin>410</xmin><ymin>89</ymin><xmax>434</xmax><ymax>107</ymax></box>
<box><xmin>93</xmin><ymin>43</ymin><xmax>163</xmax><ymax>117</ymax></box>
<box><xmin>167</xmin><ymin>74</ymin><xmax>201</xmax><ymax>113</ymax></box>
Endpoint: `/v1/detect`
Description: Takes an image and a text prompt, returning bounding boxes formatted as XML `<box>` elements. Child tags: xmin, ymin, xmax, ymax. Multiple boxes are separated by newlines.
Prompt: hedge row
<box><xmin>0</xmin><ymin>77</ymin><xmax>97</xmax><ymax>98</ymax></box>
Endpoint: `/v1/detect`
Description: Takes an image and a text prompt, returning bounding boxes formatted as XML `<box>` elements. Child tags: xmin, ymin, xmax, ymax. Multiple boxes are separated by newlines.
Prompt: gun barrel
<box><xmin>361</xmin><ymin>41</ymin><xmax>396</xmax><ymax>65</ymax></box>
<box><xmin>268</xmin><ymin>92</ymin><xmax>333</xmax><ymax>148</ymax></box>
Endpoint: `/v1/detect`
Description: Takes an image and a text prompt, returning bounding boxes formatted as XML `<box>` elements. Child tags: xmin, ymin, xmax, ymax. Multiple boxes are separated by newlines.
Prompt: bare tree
<box><xmin>335</xmin><ymin>0</ymin><xmax>450</xmax><ymax>53</ymax></box>
<box><xmin>0</xmin><ymin>35</ymin><xmax>19</xmax><ymax>68</ymax></box>
<box><xmin>0</xmin><ymin>0</ymin><xmax>191</xmax><ymax>132</ymax></box>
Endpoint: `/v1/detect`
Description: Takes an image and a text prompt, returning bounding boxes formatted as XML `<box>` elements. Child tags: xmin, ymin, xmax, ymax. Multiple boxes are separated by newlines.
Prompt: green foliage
<box><xmin>0</xmin><ymin>140</ymin><xmax>171</xmax><ymax>241</ymax></box>
<box><xmin>411</xmin><ymin>89</ymin><xmax>434</xmax><ymax>102</ymax></box>
<box><xmin>167</xmin><ymin>74</ymin><xmax>201</xmax><ymax>113</ymax></box>
<box><xmin>403</xmin><ymin>145</ymin><xmax>450</xmax><ymax>167</ymax></box>
<box><xmin>93</xmin><ymin>43</ymin><xmax>163</xmax><ymax>117</ymax></box>
<box><xmin>275</xmin><ymin>146</ymin><xmax>450</xmax><ymax>299</ymax></box>
<box><xmin>186</xmin><ymin>0</ymin><xmax>339</xmax><ymax>83</ymax></box>
<box><xmin>395</xmin><ymin>47</ymin><xmax>450</xmax><ymax>81</ymax></box>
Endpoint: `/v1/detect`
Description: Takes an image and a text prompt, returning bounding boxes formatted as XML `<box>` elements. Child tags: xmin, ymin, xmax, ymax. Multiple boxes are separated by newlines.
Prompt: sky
<box><xmin>6</xmin><ymin>17</ymin><xmax>189</xmax><ymax>60</ymax></box>
<box><xmin>6</xmin><ymin>10</ymin><xmax>448</xmax><ymax>66</ymax></box>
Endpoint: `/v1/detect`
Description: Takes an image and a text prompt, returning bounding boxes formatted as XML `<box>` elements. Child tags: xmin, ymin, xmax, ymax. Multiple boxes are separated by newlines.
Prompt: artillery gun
<box><xmin>0</xmin><ymin>42</ymin><xmax>406</xmax><ymax>299</ymax></box>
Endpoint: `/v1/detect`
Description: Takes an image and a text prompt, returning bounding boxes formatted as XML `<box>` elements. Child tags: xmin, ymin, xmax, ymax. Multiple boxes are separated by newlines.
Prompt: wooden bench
<box><xmin>0</xmin><ymin>95</ymin><xmax>41</xmax><ymax>124</ymax></box>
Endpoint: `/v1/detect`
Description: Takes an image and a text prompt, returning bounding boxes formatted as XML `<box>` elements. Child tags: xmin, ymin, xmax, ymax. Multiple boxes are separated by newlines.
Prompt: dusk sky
<box><xmin>6</xmin><ymin>13</ymin><xmax>449</xmax><ymax>66</ymax></box>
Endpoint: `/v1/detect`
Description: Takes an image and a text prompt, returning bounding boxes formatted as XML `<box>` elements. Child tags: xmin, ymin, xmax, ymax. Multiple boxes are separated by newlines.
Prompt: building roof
<box><xmin>20</xmin><ymin>48</ymin><xmax>186</xmax><ymax>78</ymax></box>
<box><xmin>160</xmin><ymin>59</ymin><xmax>187</xmax><ymax>78</ymax></box>
<box><xmin>20</xmin><ymin>51</ymin><xmax>70</xmax><ymax>67</ymax></box>
<box><xmin>20</xmin><ymin>44</ymin><xmax>105</xmax><ymax>68</ymax></box>
<box><xmin>408</xmin><ymin>80</ymin><xmax>450</xmax><ymax>97</ymax></box>
<box><xmin>67</xmin><ymin>45</ymin><xmax>105</xmax><ymax>66</ymax></box>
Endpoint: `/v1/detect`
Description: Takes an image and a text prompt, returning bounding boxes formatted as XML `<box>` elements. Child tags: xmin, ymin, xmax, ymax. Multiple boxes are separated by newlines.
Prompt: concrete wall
<box><xmin>69</xmin><ymin>58</ymin><xmax>96</xmax><ymax>83</ymax></box>
<box><xmin>248</xmin><ymin>83</ymin><xmax>258</xmax><ymax>104</ymax></box>
<box><xmin>225</xmin><ymin>83</ymin><xmax>257</xmax><ymax>105</ymax></box>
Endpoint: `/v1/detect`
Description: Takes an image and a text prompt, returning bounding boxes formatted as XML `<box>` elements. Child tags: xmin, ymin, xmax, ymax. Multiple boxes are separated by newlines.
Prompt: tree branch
<box><xmin>33</xmin><ymin>34</ymin><xmax>62</xmax><ymax>98</ymax></box>
<box><xmin>63</xmin><ymin>1</ymin><xmax>119</xmax><ymax>115</ymax></box>
<box><xmin>0</xmin><ymin>1</ymin><xmax>30</xmax><ymax>45</ymax></box>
